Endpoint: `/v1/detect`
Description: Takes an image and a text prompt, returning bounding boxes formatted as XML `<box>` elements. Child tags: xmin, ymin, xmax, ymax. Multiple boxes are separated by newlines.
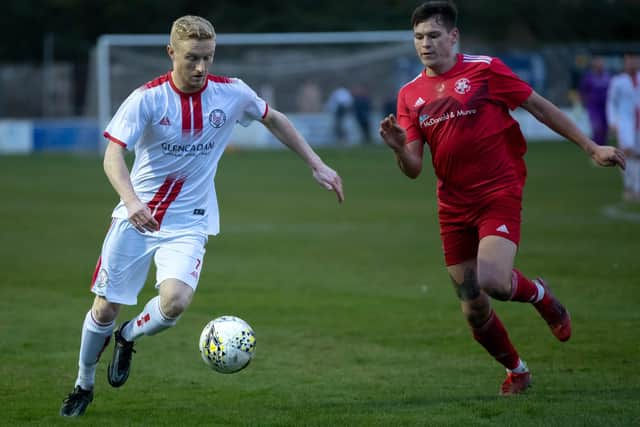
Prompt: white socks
<box><xmin>121</xmin><ymin>296</ymin><xmax>178</xmax><ymax>341</ymax></box>
<box><xmin>74</xmin><ymin>297</ymin><xmax>178</xmax><ymax>389</ymax></box>
<box><xmin>75</xmin><ymin>311</ymin><xmax>115</xmax><ymax>390</ymax></box>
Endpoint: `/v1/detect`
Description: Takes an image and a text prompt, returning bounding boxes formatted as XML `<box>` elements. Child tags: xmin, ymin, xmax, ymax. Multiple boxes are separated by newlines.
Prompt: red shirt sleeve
<box><xmin>396</xmin><ymin>88</ymin><xmax>423</xmax><ymax>143</ymax></box>
<box><xmin>488</xmin><ymin>58</ymin><xmax>533</xmax><ymax>110</ymax></box>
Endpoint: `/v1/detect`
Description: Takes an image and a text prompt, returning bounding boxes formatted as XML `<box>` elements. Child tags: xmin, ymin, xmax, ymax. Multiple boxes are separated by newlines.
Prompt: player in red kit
<box><xmin>380</xmin><ymin>1</ymin><xmax>626</xmax><ymax>395</ymax></box>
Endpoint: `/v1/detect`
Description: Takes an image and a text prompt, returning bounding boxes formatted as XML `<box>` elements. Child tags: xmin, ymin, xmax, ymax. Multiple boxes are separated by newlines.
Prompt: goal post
<box><xmin>94</xmin><ymin>30</ymin><xmax>415</xmax><ymax>151</ymax></box>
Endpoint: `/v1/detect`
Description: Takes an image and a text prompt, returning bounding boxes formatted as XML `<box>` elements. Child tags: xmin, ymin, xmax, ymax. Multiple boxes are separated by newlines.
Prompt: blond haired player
<box><xmin>60</xmin><ymin>15</ymin><xmax>344</xmax><ymax>417</ymax></box>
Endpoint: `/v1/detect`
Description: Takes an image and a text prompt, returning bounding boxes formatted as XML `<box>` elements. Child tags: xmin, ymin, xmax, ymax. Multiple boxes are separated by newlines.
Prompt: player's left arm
<box><xmin>521</xmin><ymin>91</ymin><xmax>626</xmax><ymax>170</ymax></box>
<box><xmin>260</xmin><ymin>107</ymin><xmax>344</xmax><ymax>203</ymax></box>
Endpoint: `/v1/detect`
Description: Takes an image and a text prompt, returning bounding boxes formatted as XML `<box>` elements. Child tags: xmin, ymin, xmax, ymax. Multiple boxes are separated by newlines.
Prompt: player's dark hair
<box><xmin>411</xmin><ymin>1</ymin><xmax>458</xmax><ymax>30</ymax></box>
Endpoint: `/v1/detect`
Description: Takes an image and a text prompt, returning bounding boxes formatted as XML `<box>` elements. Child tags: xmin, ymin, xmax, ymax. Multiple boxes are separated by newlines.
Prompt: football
<box><xmin>199</xmin><ymin>315</ymin><xmax>256</xmax><ymax>373</ymax></box>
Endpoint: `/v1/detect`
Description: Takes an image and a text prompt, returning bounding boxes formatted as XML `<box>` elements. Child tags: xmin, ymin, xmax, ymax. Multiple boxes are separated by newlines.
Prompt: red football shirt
<box><xmin>397</xmin><ymin>53</ymin><xmax>533</xmax><ymax>208</ymax></box>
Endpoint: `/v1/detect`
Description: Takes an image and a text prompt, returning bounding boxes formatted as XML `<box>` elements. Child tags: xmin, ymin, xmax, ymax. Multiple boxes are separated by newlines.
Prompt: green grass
<box><xmin>1</xmin><ymin>143</ymin><xmax>639</xmax><ymax>426</ymax></box>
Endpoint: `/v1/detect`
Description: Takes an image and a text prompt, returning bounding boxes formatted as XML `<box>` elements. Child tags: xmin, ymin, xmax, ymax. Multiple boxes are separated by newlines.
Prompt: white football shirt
<box><xmin>104</xmin><ymin>72</ymin><xmax>268</xmax><ymax>235</ymax></box>
<box><xmin>606</xmin><ymin>71</ymin><xmax>640</xmax><ymax>150</ymax></box>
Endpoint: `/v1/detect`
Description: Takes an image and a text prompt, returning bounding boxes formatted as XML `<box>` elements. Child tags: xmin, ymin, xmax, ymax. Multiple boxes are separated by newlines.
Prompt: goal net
<box><xmin>87</xmin><ymin>31</ymin><xmax>417</xmax><ymax>150</ymax></box>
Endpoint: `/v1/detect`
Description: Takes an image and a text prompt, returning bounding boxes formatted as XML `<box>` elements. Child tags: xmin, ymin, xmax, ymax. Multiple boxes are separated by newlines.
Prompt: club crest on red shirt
<box><xmin>454</xmin><ymin>78</ymin><xmax>471</xmax><ymax>94</ymax></box>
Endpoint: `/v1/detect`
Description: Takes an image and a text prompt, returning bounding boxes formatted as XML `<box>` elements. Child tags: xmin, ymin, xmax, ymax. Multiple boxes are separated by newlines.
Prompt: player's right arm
<box><xmin>379</xmin><ymin>114</ymin><xmax>424</xmax><ymax>179</ymax></box>
<box><xmin>103</xmin><ymin>142</ymin><xmax>159</xmax><ymax>232</ymax></box>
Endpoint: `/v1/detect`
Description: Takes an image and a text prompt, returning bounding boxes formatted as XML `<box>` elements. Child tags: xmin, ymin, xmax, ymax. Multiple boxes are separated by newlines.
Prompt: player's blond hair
<box><xmin>170</xmin><ymin>15</ymin><xmax>216</xmax><ymax>46</ymax></box>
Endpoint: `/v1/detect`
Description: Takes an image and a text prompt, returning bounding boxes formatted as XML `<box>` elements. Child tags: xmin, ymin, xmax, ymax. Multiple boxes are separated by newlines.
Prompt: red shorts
<box><xmin>438</xmin><ymin>195</ymin><xmax>522</xmax><ymax>266</ymax></box>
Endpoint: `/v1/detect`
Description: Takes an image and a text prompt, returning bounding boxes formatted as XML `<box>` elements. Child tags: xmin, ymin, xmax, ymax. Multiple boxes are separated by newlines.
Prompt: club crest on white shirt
<box><xmin>209</xmin><ymin>109</ymin><xmax>227</xmax><ymax>128</ymax></box>
<box><xmin>454</xmin><ymin>78</ymin><xmax>471</xmax><ymax>94</ymax></box>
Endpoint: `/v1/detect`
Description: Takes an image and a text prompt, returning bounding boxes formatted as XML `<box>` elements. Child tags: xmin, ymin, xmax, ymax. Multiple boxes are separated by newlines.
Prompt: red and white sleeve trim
<box><xmin>103</xmin><ymin>131</ymin><xmax>127</xmax><ymax>148</ymax></box>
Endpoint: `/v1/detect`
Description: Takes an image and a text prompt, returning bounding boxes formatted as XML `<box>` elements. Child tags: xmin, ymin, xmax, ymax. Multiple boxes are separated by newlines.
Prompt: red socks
<box><xmin>510</xmin><ymin>269</ymin><xmax>540</xmax><ymax>302</ymax></box>
<box><xmin>472</xmin><ymin>310</ymin><xmax>520</xmax><ymax>370</ymax></box>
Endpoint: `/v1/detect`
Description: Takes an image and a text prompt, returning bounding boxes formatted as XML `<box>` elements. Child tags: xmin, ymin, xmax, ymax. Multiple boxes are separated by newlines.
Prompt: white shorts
<box><xmin>616</xmin><ymin>121</ymin><xmax>640</xmax><ymax>151</ymax></box>
<box><xmin>90</xmin><ymin>218</ymin><xmax>207</xmax><ymax>305</ymax></box>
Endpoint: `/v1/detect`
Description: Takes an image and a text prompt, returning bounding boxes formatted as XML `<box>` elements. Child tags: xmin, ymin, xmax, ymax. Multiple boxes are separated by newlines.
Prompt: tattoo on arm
<box><xmin>451</xmin><ymin>268</ymin><xmax>481</xmax><ymax>301</ymax></box>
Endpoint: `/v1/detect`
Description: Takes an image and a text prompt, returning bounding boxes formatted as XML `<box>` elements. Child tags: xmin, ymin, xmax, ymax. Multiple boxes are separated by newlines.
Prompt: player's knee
<box><xmin>91</xmin><ymin>296</ymin><xmax>120</xmax><ymax>324</ymax></box>
<box><xmin>451</xmin><ymin>268</ymin><xmax>481</xmax><ymax>301</ymax></box>
<box><xmin>160</xmin><ymin>292</ymin><xmax>192</xmax><ymax>318</ymax></box>
<box><xmin>477</xmin><ymin>271</ymin><xmax>511</xmax><ymax>301</ymax></box>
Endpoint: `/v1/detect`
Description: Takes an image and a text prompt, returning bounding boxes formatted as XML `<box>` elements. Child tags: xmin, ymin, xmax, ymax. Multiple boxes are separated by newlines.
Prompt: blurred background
<box><xmin>0</xmin><ymin>0</ymin><xmax>639</xmax><ymax>153</ymax></box>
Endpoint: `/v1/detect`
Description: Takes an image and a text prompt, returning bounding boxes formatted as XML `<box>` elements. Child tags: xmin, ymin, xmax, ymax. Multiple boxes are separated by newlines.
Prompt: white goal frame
<box><xmin>95</xmin><ymin>30</ymin><xmax>412</xmax><ymax>148</ymax></box>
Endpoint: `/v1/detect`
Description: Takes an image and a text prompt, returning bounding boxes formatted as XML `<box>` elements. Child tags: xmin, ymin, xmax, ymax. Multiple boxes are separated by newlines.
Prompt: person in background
<box><xmin>325</xmin><ymin>86</ymin><xmax>354</xmax><ymax>145</ymax></box>
<box><xmin>579</xmin><ymin>56</ymin><xmax>612</xmax><ymax>145</ymax></box>
<box><xmin>607</xmin><ymin>53</ymin><xmax>640</xmax><ymax>201</ymax></box>
<box><xmin>351</xmin><ymin>84</ymin><xmax>373</xmax><ymax>144</ymax></box>
<box><xmin>296</xmin><ymin>80</ymin><xmax>323</xmax><ymax>113</ymax></box>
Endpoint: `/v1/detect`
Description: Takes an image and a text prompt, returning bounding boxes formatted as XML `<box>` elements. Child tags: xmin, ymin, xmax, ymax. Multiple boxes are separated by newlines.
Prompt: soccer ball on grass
<box><xmin>199</xmin><ymin>315</ymin><xmax>256</xmax><ymax>373</ymax></box>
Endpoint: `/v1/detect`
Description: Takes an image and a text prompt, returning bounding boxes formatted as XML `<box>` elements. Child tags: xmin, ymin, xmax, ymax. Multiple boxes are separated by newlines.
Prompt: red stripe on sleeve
<box><xmin>262</xmin><ymin>103</ymin><xmax>269</xmax><ymax>119</ymax></box>
<box><xmin>104</xmin><ymin>132</ymin><xmax>127</xmax><ymax>148</ymax></box>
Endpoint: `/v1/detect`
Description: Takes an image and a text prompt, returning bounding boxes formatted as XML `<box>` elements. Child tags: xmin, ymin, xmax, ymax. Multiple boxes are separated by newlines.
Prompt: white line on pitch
<box><xmin>602</xmin><ymin>204</ymin><xmax>640</xmax><ymax>223</ymax></box>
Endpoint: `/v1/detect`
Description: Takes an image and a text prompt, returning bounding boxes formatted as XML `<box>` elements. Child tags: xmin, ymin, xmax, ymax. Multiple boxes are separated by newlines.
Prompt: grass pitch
<box><xmin>1</xmin><ymin>143</ymin><xmax>638</xmax><ymax>426</ymax></box>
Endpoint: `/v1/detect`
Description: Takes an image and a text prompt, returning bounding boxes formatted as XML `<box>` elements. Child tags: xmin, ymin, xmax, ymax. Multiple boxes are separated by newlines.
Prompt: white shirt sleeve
<box><xmin>104</xmin><ymin>87</ymin><xmax>151</xmax><ymax>150</ymax></box>
<box><xmin>233</xmin><ymin>79</ymin><xmax>268</xmax><ymax>127</ymax></box>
